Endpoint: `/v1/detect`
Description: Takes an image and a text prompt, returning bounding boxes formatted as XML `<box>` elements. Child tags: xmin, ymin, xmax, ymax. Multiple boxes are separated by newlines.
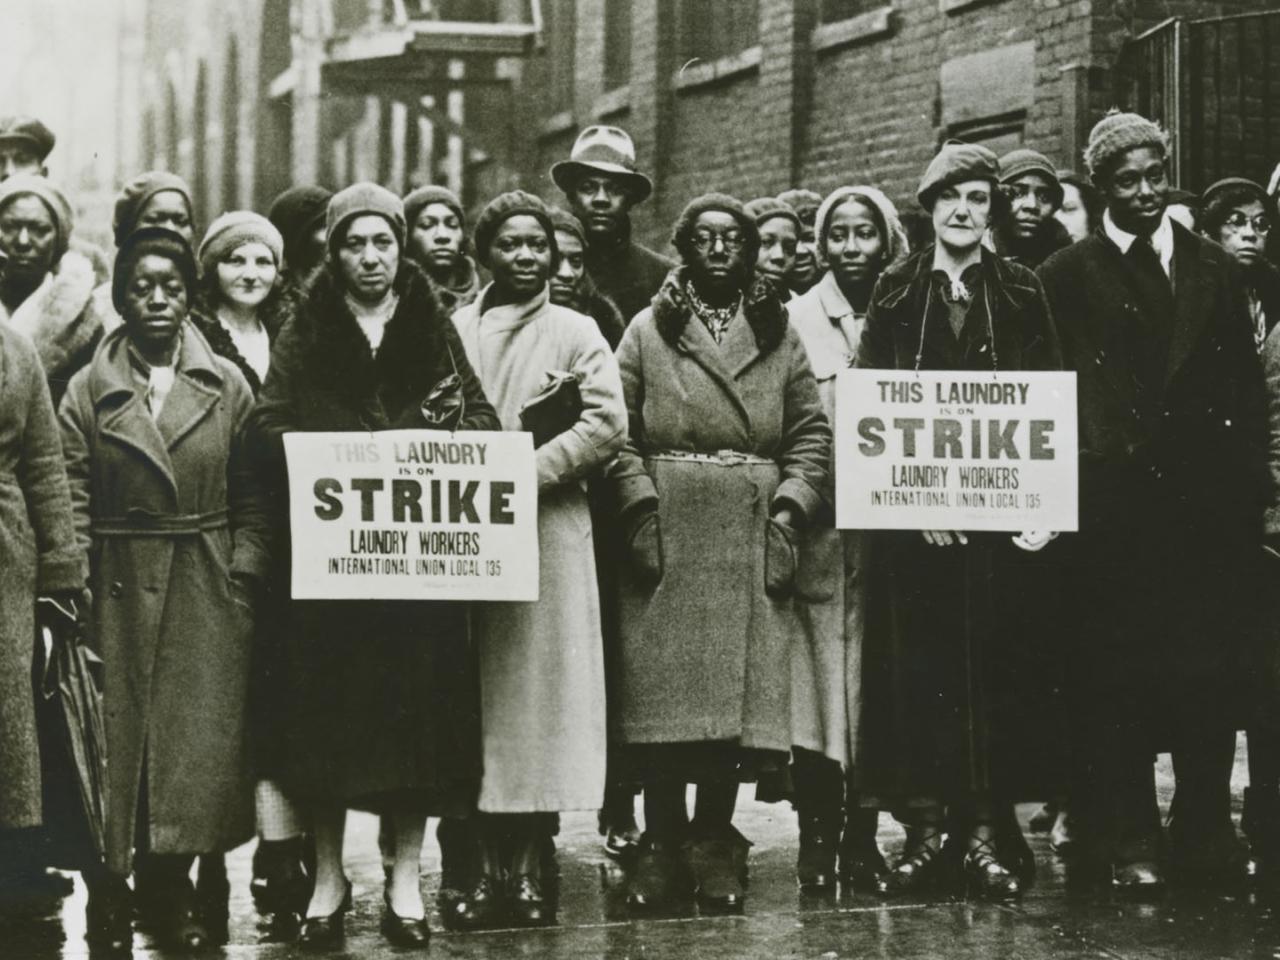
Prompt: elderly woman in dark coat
<box><xmin>248</xmin><ymin>183</ymin><xmax>498</xmax><ymax>949</ymax></box>
<box><xmin>609</xmin><ymin>193</ymin><xmax>831</xmax><ymax>912</ymax></box>
<box><xmin>856</xmin><ymin>143</ymin><xmax>1062</xmax><ymax>901</ymax></box>
<box><xmin>59</xmin><ymin>227</ymin><xmax>271</xmax><ymax>950</ymax></box>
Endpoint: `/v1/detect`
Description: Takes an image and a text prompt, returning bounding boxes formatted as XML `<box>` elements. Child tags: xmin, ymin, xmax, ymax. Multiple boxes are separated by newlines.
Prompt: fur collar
<box><xmin>0</xmin><ymin>250</ymin><xmax>99</xmax><ymax>377</ymax></box>
<box><xmin>651</xmin><ymin>266</ymin><xmax>788</xmax><ymax>355</ymax></box>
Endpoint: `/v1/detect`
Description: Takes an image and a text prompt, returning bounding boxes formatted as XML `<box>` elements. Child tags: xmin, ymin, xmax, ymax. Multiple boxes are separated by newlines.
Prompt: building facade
<box><xmin>120</xmin><ymin>0</ymin><xmax>1279</xmax><ymax>247</ymax></box>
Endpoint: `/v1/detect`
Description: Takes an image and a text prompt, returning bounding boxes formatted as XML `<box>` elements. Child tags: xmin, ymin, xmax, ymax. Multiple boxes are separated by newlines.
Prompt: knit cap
<box><xmin>0</xmin><ymin>174</ymin><xmax>73</xmax><ymax>260</ymax></box>
<box><xmin>198</xmin><ymin>211</ymin><xmax>284</xmax><ymax>275</ymax></box>
<box><xmin>813</xmin><ymin>185</ymin><xmax>910</xmax><ymax>268</ymax></box>
<box><xmin>325</xmin><ymin>182</ymin><xmax>406</xmax><ymax>254</ymax></box>
<box><xmin>744</xmin><ymin>197</ymin><xmax>801</xmax><ymax>232</ymax></box>
<box><xmin>472</xmin><ymin>190</ymin><xmax>558</xmax><ymax>268</ymax></box>
<box><xmin>113</xmin><ymin>171</ymin><xmax>193</xmax><ymax>246</ymax></box>
<box><xmin>403</xmin><ymin>184</ymin><xmax>466</xmax><ymax>232</ymax></box>
<box><xmin>671</xmin><ymin>192</ymin><xmax>760</xmax><ymax>264</ymax></box>
<box><xmin>999</xmin><ymin>148</ymin><xmax>1063</xmax><ymax>208</ymax></box>
<box><xmin>1083</xmin><ymin>110</ymin><xmax>1169</xmax><ymax>182</ymax></box>
<box><xmin>776</xmin><ymin>188</ymin><xmax>822</xmax><ymax>226</ymax></box>
<box><xmin>917</xmin><ymin>141</ymin><xmax>1001</xmax><ymax>211</ymax></box>
<box><xmin>267</xmin><ymin>184</ymin><xmax>332</xmax><ymax>265</ymax></box>
<box><xmin>112</xmin><ymin>226</ymin><xmax>198</xmax><ymax>313</ymax></box>
<box><xmin>548</xmin><ymin>205</ymin><xmax>586</xmax><ymax>247</ymax></box>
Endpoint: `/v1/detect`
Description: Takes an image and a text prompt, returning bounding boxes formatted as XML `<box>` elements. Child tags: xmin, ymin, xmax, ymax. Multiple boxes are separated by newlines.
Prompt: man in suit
<box><xmin>1038</xmin><ymin>111</ymin><xmax>1266</xmax><ymax>893</ymax></box>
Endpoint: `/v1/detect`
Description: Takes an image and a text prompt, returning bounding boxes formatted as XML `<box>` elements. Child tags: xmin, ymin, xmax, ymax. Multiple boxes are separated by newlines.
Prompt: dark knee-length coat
<box><xmin>247</xmin><ymin>261</ymin><xmax>499</xmax><ymax>811</ymax></box>
<box><xmin>607</xmin><ymin>270</ymin><xmax>831</xmax><ymax>765</ymax></box>
<box><xmin>0</xmin><ymin>326</ymin><xmax>83</xmax><ymax>832</ymax></box>
<box><xmin>59</xmin><ymin>324</ymin><xmax>272</xmax><ymax>874</ymax></box>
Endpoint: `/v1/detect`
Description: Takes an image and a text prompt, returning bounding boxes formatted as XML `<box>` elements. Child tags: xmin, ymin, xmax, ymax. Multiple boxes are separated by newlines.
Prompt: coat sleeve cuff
<box><xmin>772</xmin><ymin>477</ymin><xmax>822</xmax><ymax>524</ymax></box>
<box><xmin>38</xmin><ymin>555</ymin><xmax>87</xmax><ymax>594</ymax></box>
<box><xmin>615</xmin><ymin>472</ymin><xmax>659</xmax><ymax>521</ymax></box>
<box><xmin>230</xmin><ymin>546</ymin><xmax>271</xmax><ymax>583</ymax></box>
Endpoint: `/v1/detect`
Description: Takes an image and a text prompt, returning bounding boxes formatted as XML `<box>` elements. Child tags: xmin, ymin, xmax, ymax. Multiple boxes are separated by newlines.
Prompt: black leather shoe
<box><xmin>86</xmin><ymin>876</ymin><xmax>133</xmax><ymax>956</ymax></box>
<box><xmin>195</xmin><ymin>855</ymin><xmax>230</xmax><ymax>946</ymax></box>
<box><xmin>627</xmin><ymin>835</ymin><xmax>689</xmax><ymax>909</ymax></box>
<box><xmin>250</xmin><ymin>838</ymin><xmax>312</xmax><ymax>918</ymax></box>
<box><xmin>963</xmin><ymin>839</ymin><xmax>1025</xmax><ymax>901</ymax></box>
<box><xmin>299</xmin><ymin>879</ymin><xmax>352</xmax><ymax>949</ymax></box>
<box><xmin>448</xmin><ymin>874</ymin><xmax>504</xmax><ymax>931</ymax></box>
<box><xmin>796</xmin><ymin>814</ymin><xmax>839</xmax><ymax>891</ymax></box>
<box><xmin>508</xmin><ymin>873</ymin><xmax>554</xmax><ymax>926</ymax></box>
<box><xmin>687</xmin><ymin>832</ymin><xmax>749</xmax><ymax>912</ymax></box>
<box><xmin>1111</xmin><ymin>859</ymin><xmax>1166</xmax><ymax>896</ymax></box>
<box><xmin>381</xmin><ymin>909</ymin><xmax>431</xmax><ymax>947</ymax></box>
<box><xmin>876</xmin><ymin>832</ymin><xmax>947</xmax><ymax>898</ymax></box>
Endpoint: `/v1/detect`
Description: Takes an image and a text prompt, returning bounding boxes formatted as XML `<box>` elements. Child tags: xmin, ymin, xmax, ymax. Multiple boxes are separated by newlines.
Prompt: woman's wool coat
<box><xmin>607</xmin><ymin>269</ymin><xmax>831</xmax><ymax>761</ymax></box>
<box><xmin>247</xmin><ymin>261</ymin><xmax>498</xmax><ymax>811</ymax></box>
<box><xmin>453</xmin><ymin>284</ymin><xmax>626</xmax><ymax>813</ymax></box>
<box><xmin>59</xmin><ymin>324</ymin><xmax>271</xmax><ymax>873</ymax></box>
<box><xmin>854</xmin><ymin>248</ymin><xmax>1065</xmax><ymax>804</ymax></box>
<box><xmin>0</xmin><ymin>326</ymin><xmax>83</xmax><ymax>832</ymax></box>
<box><xmin>785</xmin><ymin>272</ymin><xmax>867</xmax><ymax>769</ymax></box>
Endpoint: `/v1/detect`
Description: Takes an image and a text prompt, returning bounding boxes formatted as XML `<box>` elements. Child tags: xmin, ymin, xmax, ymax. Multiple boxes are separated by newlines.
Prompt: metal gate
<box><xmin>1116</xmin><ymin>10</ymin><xmax>1280</xmax><ymax>193</ymax></box>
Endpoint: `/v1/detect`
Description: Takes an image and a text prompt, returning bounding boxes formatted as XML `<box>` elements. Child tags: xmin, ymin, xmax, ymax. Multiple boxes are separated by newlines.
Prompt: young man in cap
<box><xmin>989</xmin><ymin>148</ymin><xmax>1073</xmax><ymax>269</ymax></box>
<box><xmin>552</xmin><ymin>125</ymin><xmax>673</xmax><ymax>325</ymax></box>
<box><xmin>0</xmin><ymin>115</ymin><xmax>55</xmax><ymax>181</ymax></box>
<box><xmin>1038</xmin><ymin>111</ymin><xmax>1265</xmax><ymax>893</ymax></box>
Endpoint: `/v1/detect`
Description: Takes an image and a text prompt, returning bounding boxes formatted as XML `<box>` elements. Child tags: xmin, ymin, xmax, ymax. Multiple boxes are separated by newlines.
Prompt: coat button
<box><xmin>109</xmin><ymin>581</ymin><xmax>124</xmax><ymax>598</ymax></box>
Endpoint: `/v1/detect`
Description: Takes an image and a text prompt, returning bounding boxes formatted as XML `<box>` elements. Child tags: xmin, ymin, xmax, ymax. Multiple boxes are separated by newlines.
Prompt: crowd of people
<box><xmin>1</xmin><ymin>104</ymin><xmax>1279</xmax><ymax>955</ymax></box>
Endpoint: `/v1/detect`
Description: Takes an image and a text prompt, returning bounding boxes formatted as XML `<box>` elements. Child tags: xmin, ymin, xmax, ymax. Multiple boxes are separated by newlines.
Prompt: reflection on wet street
<box><xmin>5</xmin><ymin>740</ymin><xmax>1280</xmax><ymax>959</ymax></box>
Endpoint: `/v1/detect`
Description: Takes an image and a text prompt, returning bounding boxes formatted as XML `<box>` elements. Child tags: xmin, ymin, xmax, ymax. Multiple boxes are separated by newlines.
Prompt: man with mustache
<box><xmin>1038</xmin><ymin>111</ymin><xmax>1265</xmax><ymax>893</ymax></box>
<box><xmin>989</xmin><ymin>149</ymin><xmax>1073</xmax><ymax>269</ymax></box>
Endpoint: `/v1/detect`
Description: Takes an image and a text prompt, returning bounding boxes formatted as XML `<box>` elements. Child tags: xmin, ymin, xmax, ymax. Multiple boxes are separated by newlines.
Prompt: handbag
<box><xmin>519</xmin><ymin>370</ymin><xmax>583</xmax><ymax>448</ymax></box>
<box><xmin>419</xmin><ymin>340</ymin><xmax>467</xmax><ymax>431</ymax></box>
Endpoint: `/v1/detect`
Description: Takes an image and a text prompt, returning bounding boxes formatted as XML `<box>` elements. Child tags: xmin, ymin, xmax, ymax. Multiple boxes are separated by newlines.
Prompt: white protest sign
<box><xmin>835</xmin><ymin>369</ymin><xmax>1078</xmax><ymax>533</ymax></box>
<box><xmin>283</xmin><ymin>430</ymin><xmax>539</xmax><ymax>601</ymax></box>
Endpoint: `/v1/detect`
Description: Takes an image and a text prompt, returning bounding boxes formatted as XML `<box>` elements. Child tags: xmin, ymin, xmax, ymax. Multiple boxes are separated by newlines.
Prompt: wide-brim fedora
<box><xmin>551</xmin><ymin>124</ymin><xmax>653</xmax><ymax>203</ymax></box>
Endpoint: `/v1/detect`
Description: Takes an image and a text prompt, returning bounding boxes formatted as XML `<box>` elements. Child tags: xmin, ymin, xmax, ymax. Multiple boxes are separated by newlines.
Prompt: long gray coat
<box><xmin>60</xmin><ymin>324</ymin><xmax>271</xmax><ymax>873</ymax></box>
<box><xmin>608</xmin><ymin>270</ymin><xmax>831</xmax><ymax>755</ymax></box>
<box><xmin>0</xmin><ymin>325</ymin><xmax>83</xmax><ymax>831</ymax></box>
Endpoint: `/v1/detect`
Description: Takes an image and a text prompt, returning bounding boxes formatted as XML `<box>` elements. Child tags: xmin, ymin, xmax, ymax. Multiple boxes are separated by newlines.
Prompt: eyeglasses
<box><xmin>1222</xmin><ymin>211</ymin><xmax>1271</xmax><ymax>235</ymax></box>
<box><xmin>690</xmin><ymin>229</ymin><xmax>746</xmax><ymax>252</ymax></box>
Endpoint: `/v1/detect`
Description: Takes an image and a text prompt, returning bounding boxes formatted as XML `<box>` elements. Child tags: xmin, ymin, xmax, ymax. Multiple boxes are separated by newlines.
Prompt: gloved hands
<box><xmin>624</xmin><ymin>506</ymin><xmax>664</xmax><ymax>588</ymax></box>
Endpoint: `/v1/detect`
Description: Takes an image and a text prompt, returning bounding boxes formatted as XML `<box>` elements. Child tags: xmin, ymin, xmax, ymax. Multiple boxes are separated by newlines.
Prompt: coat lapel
<box><xmin>677</xmin><ymin>309</ymin><xmax>753</xmax><ymax>429</ymax></box>
<box><xmin>155</xmin><ymin>324</ymin><xmax>225</xmax><ymax>451</ymax></box>
<box><xmin>1164</xmin><ymin>225</ymin><xmax>1215</xmax><ymax>387</ymax></box>
<box><xmin>98</xmin><ymin>392</ymin><xmax>179</xmax><ymax>500</ymax></box>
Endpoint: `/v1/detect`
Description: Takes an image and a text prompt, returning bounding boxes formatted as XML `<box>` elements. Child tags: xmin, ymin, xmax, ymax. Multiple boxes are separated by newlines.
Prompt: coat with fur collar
<box><xmin>246</xmin><ymin>259</ymin><xmax>497</xmax><ymax>807</ymax></box>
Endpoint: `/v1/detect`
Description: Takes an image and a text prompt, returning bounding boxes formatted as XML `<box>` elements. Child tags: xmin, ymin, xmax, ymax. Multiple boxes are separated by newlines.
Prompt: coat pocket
<box><xmin>794</xmin><ymin>527</ymin><xmax>840</xmax><ymax>603</ymax></box>
<box><xmin>764</xmin><ymin>518</ymin><xmax>797</xmax><ymax>600</ymax></box>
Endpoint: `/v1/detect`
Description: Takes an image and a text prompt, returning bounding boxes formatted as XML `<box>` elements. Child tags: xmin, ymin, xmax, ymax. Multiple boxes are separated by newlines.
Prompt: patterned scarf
<box><xmin>684</xmin><ymin>281</ymin><xmax>740</xmax><ymax>345</ymax></box>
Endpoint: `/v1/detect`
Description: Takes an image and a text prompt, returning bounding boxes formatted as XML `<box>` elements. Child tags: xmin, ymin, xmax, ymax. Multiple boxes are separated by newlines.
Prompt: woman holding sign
<box><xmin>784</xmin><ymin>185</ymin><xmax>910</xmax><ymax>892</ymax></box>
<box><xmin>609</xmin><ymin>193</ymin><xmax>831</xmax><ymax>911</ymax></box>
<box><xmin>59</xmin><ymin>226</ymin><xmax>272</xmax><ymax>949</ymax></box>
<box><xmin>854</xmin><ymin>143</ymin><xmax>1061</xmax><ymax>900</ymax></box>
<box><xmin>248</xmin><ymin>183</ymin><xmax>498</xmax><ymax>949</ymax></box>
<box><xmin>450</xmin><ymin>191</ymin><xmax>626</xmax><ymax>928</ymax></box>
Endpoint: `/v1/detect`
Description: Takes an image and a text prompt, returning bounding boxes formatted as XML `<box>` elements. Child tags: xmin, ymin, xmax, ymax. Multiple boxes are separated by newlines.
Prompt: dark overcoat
<box><xmin>59</xmin><ymin>324</ymin><xmax>271</xmax><ymax>873</ymax></box>
<box><xmin>854</xmin><ymin>247</ymin><xmax>1064</xmax><ymax>803</ymax></box>
<box><xmin>1037</xmin><ymin>223</ymin><xmax>1266</xmax><ymax>734</ymax></box>
<box><xmin>247</xmin><ymin>261</ymin><xmax>499</xmax><ymax>811</ymax></box>
<box><xmin>584</xmin><ymin>221</ymin><xmax>675</xmax><ymax>324</ymax></box>
<box><xmin>607</xmin><ymin>270</ymin><xmax>831</xmax><ymax>765</ymax></box>
<box><xmin>0</xmin><ymin>326</ymin><xmax>83</xmax><ymax>832</ymax></box>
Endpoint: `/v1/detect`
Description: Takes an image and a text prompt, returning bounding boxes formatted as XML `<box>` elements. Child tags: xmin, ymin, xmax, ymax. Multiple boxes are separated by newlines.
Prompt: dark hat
<box><xmin>473</xmin><ymin>191</ymin><xmax>558</xmax><ymax>269</ymax></box>
<box><xmin>403</xmin><ymin>184</ymin><xmax>465</xmax><ymax>231</ymax></box>
<box><xmin>325</xmin><ymin>182</ymin><xmax>406</xmax><ymax>254</ymax></box>
<box><xmin>671</xmin><ymin>192</ymin><xmax>760</xmax><ymax>266</ymax></box>
<box><xmin>267</xmin><ymin>184</ymin><xmax>332</xmax><ymax>264</ymax></box>
<box><xmin>776</xmin><ymin>188</ymin><xmax>822</xmax><ymax>224</ymax></box>
<box><xmin>111</xmin><ymin>226</ymin><xmax>198</xmax><ymax>313</ymax></box>
<box><xmin>1201</xmin><ymin>176</ymin><xmax>1268</xmax><ymax>209</ymax></box>
<box><xmin>113</xmin><ymin>171</ymin><xmax>193</xmax><ymax>246</ymax></box>
<box><xmin>917</xmin><ymin>141</ymin><xmax>1001</xmax><ymax>211</ymax></box>
<box><xmin>0</xmin><ymin>115</ymin><xmax>55</xmax><ymax>161</ymax></box>
<box><xmin>548</xmin><ymin>205</ymin><xmax>586</xmax><ymax>247</ymax></box>
<box><xmin>0</xmin><ymin>174</ymin><xmax>74</xmax><ymax>261</ymax></box>
<box><xmin>550</xmin><ymin>125</ymin><xmax>653</xmax><ymax>204</ymax></box>
<box><xmin>1083</xmin><ymin>110</ymin><xmax>1169</xmax><ymax>182</ymax></box>
<box><xmin>744</xmin><ymin>197</ymin><xmax>801</xmax><ymax>231</ymax></box>
<box><xmin>998</xmin><ymin>148</ymin><xmax>1063</xmax><ymax>208</ymax></box>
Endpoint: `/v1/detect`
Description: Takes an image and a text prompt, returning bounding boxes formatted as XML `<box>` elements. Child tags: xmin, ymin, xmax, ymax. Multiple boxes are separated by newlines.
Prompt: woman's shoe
<box><xmin>875</xmin><ymin>832</ymin><xmax>947</xmax><ymax>898</ymax></box>
<box><xmin>963</xmin><ymin>837</ymin><xmax>1025</xmax><ymax>901</ymax></box>
<box><xmin>85</xmin><ymin>875</ymin><xmax>133</xmax><ymax>956</ymax></box>
<box><xmin>448</xmin><ymin>874</ymin><xmax>505</xmax><ymax>931</ymax></box>
<box><xmin>838</xmin><ymin>809</ymin><xmax>888</xmax><ymax>891</ymax></box>
<box><xmin>298</xmin><ymin>879</ymin><xmax>352</xmax><ymax>949</ymax></box>
<box><xmin>381</xmin><ymin>909</ymin><xmax>431</xmax><ymax>947</ymax></box>
<box><xmin>155</xmin><ymin>882</ymin><xmax>210</xmax><ymax>952</ymax></box>
<box><xmin>250</xmin><ymin>837</ymin><xmax>313</xmax><ymax>917</ymax></box>
<box><xmin>796</xmin><ymin>812</ymin><xmax>840</xmax><ymax>891</ymax></box>
<box><xmin>508</xmin><ymin>873</ymin><xmax>555</xmax><ymax>926</ymax></box>
<box><xmin>195</xmin><ymin>854</ymin><xmax>230</xmax><ymax>946</ymax></box>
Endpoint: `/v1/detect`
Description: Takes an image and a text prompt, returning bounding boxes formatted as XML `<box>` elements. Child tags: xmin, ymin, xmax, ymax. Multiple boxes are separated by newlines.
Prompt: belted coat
<box><xmin>59</xmin><ymin>324</ymin><xmax>271</xmax><ymax>873</ymax></box>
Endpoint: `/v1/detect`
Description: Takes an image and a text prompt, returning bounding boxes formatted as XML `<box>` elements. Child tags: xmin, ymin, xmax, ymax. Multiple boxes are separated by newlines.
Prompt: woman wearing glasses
<box><xmin>609</xmin><ymin>193</ymin><xmax>831</xmax><ymax>911</ymax></box>
<box><xmin>1199</xmin><ymin>179</ymin><xmax>1279</xmax><ymax>350</ymax></box>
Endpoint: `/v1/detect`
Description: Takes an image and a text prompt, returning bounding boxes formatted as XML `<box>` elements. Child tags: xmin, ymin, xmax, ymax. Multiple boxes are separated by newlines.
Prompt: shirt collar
<box><xmin>1103</xmin><ymin>208</ymin><xmax>1174</xmax><ymax>276</ymax></box>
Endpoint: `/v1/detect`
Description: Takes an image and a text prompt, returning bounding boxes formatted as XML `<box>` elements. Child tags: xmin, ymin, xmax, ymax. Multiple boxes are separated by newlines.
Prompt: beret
<box><xmin>917</xmin><ymin>141</ymin><xmax>1001</xmax><ymax>210</ymax></box>
<box><xmin>198</xmin><ymin>211</ymin><xmax>285</xmax><ymax>275</ymax></box>
<box><xmin>472</xmin><ymin>190</ymin><xmax>558</xmax><ymax>269</ymax></box>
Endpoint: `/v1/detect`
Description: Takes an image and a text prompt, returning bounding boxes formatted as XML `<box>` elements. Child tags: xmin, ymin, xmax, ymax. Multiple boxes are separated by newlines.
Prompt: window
<box><xmin>603</xmin><ymin>0</ymin><xmax>631</xmax><ymax>91</ymax></box>
<box><xmin>546</xmin><ymin>0</ymin><xmax>576</xmax><ymax>111</ymax></box>
<box><xmin>679</xmin><ymin>0</ymin><xmax>759</xmax><ymax>64</ymax></box>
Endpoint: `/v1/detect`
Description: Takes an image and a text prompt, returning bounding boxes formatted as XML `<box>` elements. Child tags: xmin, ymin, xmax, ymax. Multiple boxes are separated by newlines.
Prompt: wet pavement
<box><xmin>4</xmin><ymin>737</ymin><xmax>1280</xmax><ymax>959</ymax></box>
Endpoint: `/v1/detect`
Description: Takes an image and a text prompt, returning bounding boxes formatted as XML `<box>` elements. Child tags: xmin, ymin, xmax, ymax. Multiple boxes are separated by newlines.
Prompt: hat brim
<box><xmin>551</xmin><ymin>160</ymin><xmax>652</xmax><ymax>204</ymax></box>
<box><xmin>0</xmin><ymin>133</ymin><xmax>49</xmax><ymax>159</ymax></box>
